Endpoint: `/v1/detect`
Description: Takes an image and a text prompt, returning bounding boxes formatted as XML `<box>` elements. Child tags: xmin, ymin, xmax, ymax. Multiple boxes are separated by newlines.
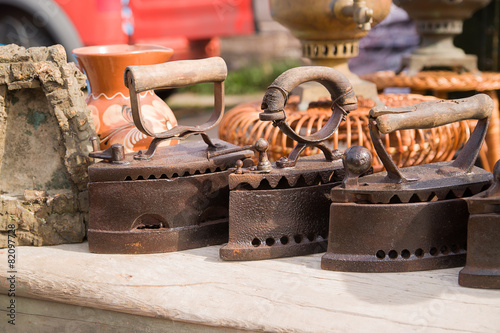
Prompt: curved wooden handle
<box><xmin>123</xmin><ymin>57</ymin><xmax>227</xmax><ymax>157</ymax></box>
<box><xmin>124</xmin><ymin>57</ymin><xmax>227</xmax><ymax>93</ymax></box>
<box><xmin>371</xmin><ymin>94</ymin><xmax>493</xmax><ymax>134</ymax></box>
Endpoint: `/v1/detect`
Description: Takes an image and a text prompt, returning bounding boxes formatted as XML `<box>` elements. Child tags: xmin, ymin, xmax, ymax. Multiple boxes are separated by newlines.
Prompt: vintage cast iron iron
<box><xmin>87</xmin><ymin>57</ymin><xmax>253</xmax><ymax>254</ymax></box>
<box><xmin>217</xmin><ymin>66</ymin><xmax>363</xmax><ymax>261</ymax></box>
<box><xmin>322</xmin><ymin>93</ymin><xmax>494</xmax><ymax>272</ymax></box>
<box><xmin>459</xmin><ymin>160</ymin><xmax>500</xmax><ymax>289</ymax></box>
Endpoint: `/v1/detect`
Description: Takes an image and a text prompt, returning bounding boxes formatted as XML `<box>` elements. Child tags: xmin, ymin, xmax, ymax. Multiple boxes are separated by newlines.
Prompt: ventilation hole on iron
<box><xmin>445</xmin><ymin>190</ymin><xmax>457</xmax><ymax>199</ymax></box>
<box><xmin>401</xmin><ymin>249</ymin><xmax>411</xmax><ymax>259</ymax></box>
<box><xmin>205</xmin><ymin>168</ymin><xmax>211</xmax><ymax>174</ymax></box>
<box><xmin>125</xmin><ymin>176</ymin><xmax>133</xmax><ymax>181</ymax></box>
<box><xmin>160</xmin><ymin>174</ymin><xmax>168</xmax><ymax>179</ymax></box>
<box><xmin>280</xmin><ymin>236</ymin><xmax>289</xmax><ymax>245</ymax></box>
<box><xmin>313</xmin><ymin>45</ymin><xmax>319</xmax><ymax>56</ymax></box>
<box><xmin>136</xmin><ymin>175</ymin><xmax>144</xmax><ymax>180</ymax></box>
<box><xmin>320</xmin><ymin>231</ymin><xmax>328</xmax><ymax>240</ymax></box>
<box><xmin>376</xmin><ymin>250</ymin><xmax>386</xmax><ymax>259</ymax></box>
<box><xmin>481</xmin><ymin>184</ymin><xmax>490</xmax><ymax>192</ymax></box>
<box><xmin>172</xmin><ymin>173</ymin><xmax>179</xmax><ymax>178</ymax></box>
<box><xmin>450</xmin><ymin>244</ymin><xmax>459</xmax><ymax>253</ymax></box>
<box><xmin>427</xmin><ymin>192</ymin><xmax>437</xmax><ymax>201</ymax></box>
<box><xmin>322</xmin><ymin>45</ymin><xmax>328</xmax><ymax>56</ymax></box>
<box><xmin>293</xmin><ymin>175</ymin><xmax>308</xmax><ymax>187</ymax></box>
<box><xmin>183</xmin><ymin>171</ymin><xmax>190</xmax><ymax>177</ymax></box>
<box><xmin>307</xmin><ymin>234</ymin><xmax>315</xmax><ymax>242</ymax></box>
<box><xmin>415</xmin><ymin>248</ymin><xmax>424</xmax><ymax>257</ymax></box>
<box><xmin>294</xmin><ymin>234</ymin><xmax>303</xmax><ymax>243</ymax></box>
<box><xmin>409</xmin><ymin>194</ymin><xmax>421</xmax><ymax>203</ymax></box>
<box><xmin>440</xmin><ymin>245</ymin><xmax>449</xmax><ymax>254</ymax></box>
<box><xmin>137</xmin><ymin>223</ymin><xmax>163</xmax><ymax>229</ymax></box>
<box><xmin>148</xmin><ymin>174</ymin><xmax>156</xmax><ymax>179</ymax></box>
<box><xmin>276</xmin><ymin>177</ymin><xmax>290</xmax><ymax>189</ymax></box>
<box><xmin>215</xmin><ymin>167</ymin><xmax>222</xmax><ymax>172</ymax></box>
<box><xmin>430</xmin><ymin>247</ymin><xmax>438</xmax><ymax>256</ymax></box>
<box><xmin>462</xmin><ymin>187</ymin><xmax>473</xmax><ymax>198</ymax></box>
<box><xmin>257</xmin><ymin>178</ymin><xmax>273</xmax><ymax>190</ymax></box>
<box><xmin>252</xmin><ymin>238</ymin><xmax>261</xmax><ymax>247</ymax></box>
<box><xmin>135</xmin><ymin>214</ymin><xmax>168</xmax><ymax>230</ymax></box>
<box><xmin>388</xmin><ymin>250</ymin><xmax>398</xmax><ymax>259</ymax></box>
<box><xmin>194</xmin><ymin>170</ymin><xmax>201</xmax><ymax>175</ymax></box>
<box><xmin>266</xmin><ymin>238</ymin><xmax>275</xmax><ymax>246</ymax></box>
<box><xmin>389</xmin><ymin>195</ymin><xmax>402</xmax><ymax>204</ymax></box>
<box><xmin>333</xmin><ymin>45</ymin><xmax>338</xmax><ymax>55</ymax></box>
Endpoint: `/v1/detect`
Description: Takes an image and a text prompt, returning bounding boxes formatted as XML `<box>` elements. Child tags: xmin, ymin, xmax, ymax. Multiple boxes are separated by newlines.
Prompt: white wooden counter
<box><xmin>1</xmin><ymin>242</ymin><xmax>499</xmax><ymax>332</ymax></box>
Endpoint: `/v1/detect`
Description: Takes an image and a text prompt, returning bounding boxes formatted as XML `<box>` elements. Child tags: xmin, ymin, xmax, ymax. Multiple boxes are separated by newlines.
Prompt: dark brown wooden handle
<box><xmin>124</xmin><ymin>57</ymin><xmax>227</xmax><ymax>93</ymax></box>
<box><xmin>370</xmin><ymin>94</ymin><xmax>493</xmax><ymax>134</ymax></box>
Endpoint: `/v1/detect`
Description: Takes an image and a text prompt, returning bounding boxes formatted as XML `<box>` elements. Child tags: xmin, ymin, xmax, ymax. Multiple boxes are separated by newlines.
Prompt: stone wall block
<box><xmin>27</xmin><ymin>46</ymin><xmax>50</xmax><ymax>63</ymax></box>
<box><xmin>0</xmin><ymin>44</ymin><xmax>95</xmax><ymax>247</ymax></box>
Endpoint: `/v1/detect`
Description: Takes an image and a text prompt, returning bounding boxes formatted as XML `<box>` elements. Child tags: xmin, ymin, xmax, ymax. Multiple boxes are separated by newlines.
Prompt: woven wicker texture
<box><xmin>361</xmin><ymin>71</ymin><xmax>500</xmax><ymax>171</ymax></box>
<box><xmin>362</xmin><ymin>71</ymin><xmax>500</xmax><ymax>92</ymax></box>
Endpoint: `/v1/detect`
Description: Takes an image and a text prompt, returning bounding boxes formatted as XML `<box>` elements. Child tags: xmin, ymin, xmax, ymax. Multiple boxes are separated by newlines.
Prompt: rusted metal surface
<box><xmin>219</xmin><ymin>66</ymin><xmax>369</xmax><ymax>261</ymax></box>
<box><xmin>322</xmin><ymin>94</ymin><xmax>494</xmax><ymax>272</ymax></box>
<box><xmin>259</xmin><ymin>66</ymin><xmax>356</xmax><ymax>168</ymax></box>
<box><xmin>87</xmin><ymin>57</ymin><xmax>254</xmax><ymax>254</ymax></box>
<box><xmin>88</xmin><ymin>139</ymin><xmax>253</xmax><ymax>254</ymax></box>
<box><xmin>220</xmin><ymin>156</ymin><xmax>346</xmax><ymax>261</ymax></box>
<box><xmin>459</xmin><ymin>160</ymin><xmax>500</xmax><ymax>289</ymax></box>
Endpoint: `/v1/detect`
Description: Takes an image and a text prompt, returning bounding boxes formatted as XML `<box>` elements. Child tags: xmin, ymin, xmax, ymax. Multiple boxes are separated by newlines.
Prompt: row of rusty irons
<box><xmin>86</xmin><ymin>58</ymin><xmax>499</xmax><ymax>289</ymax></box>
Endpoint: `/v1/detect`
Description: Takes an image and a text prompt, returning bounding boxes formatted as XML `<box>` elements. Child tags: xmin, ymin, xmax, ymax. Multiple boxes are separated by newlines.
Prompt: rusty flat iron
<box><xmin>216</xmin><ymin>66</ymin><xmax>365</xmax><ymax>261</ymax></box>
<box><xmin>87</xmin><ymin>57</ymin><xmax>253</xmax><ymax>254</ymax></box>
<box><xmin>459</xmin><ymin>160</ymin><xmax>500</xmax><ymax>289</ymax></box>
<box><xmin>322</xmin><ymin>94</ymin><xmax>494</xmax><ymax>272</ymax></box>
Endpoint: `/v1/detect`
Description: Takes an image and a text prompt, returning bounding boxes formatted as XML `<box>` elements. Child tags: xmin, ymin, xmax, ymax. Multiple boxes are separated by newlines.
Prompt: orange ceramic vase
<box><xmin>73</xmin><ymin>44</ymin><xmax>178</xmax><ymax>153</ymax></box>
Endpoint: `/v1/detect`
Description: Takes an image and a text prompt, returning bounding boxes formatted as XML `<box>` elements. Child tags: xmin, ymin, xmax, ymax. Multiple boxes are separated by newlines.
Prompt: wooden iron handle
<box><xmin>124</xmin><ymin>57</ymin><xmax>227</xmax><ymax>93</ymax></box>
<box><xmin>370</xmin><ymin>94</ymin><xmax>493</xmax><ymax>134</ymax></box>
<box><xmin>123</xmin><ymin>57</ymin><xmax>227</xmax><ymax>157</ymax></box>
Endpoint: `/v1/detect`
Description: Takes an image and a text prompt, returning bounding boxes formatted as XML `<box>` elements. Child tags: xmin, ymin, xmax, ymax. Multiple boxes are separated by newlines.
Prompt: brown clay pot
<box><xmin>73</xmin><ymin>44</ymin><xmax>178</xmax><ymax>153</ymax></box>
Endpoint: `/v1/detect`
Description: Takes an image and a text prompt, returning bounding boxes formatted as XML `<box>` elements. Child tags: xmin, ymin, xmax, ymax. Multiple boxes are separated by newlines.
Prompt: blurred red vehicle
<box><xmin>0</xmin><ymin>0</ymin><xmax>255</xmax><ymax>60</ymax></box>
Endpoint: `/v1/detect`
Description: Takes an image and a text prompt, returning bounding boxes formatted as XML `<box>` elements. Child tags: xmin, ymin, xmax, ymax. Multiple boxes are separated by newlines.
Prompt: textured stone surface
<box><xmin>0</xmin><ymin>44</ymin><xmax>95</xmax><ymax>247</ymax></box>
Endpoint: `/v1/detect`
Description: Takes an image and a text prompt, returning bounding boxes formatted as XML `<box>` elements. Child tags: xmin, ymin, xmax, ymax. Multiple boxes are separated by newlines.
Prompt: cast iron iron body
<box><xmin>459</xmin><ymin>160</ymin><xmax>500</xmax><ymax>289</ymax></box>
<box><xmin>219</xmin><ymin>66</ymin><xmax>365</xmax><ymax>261</ymax></box>
<box><xmin>322</xmin><ymin>94</ymin><xmax>494</xmax><ymax>272</ymax></box>
<box><xmin>87</xmin><ymin>57</ymin><xmax>253</xmax><ymax>254</ymax></box>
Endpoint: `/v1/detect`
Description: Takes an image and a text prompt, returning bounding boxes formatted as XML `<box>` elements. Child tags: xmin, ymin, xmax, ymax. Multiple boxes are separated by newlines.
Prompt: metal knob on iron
<box><xmin>86</xmin><ymin>57</ymin><xmax>254</xmax><ymax>254</ymax></box>
<box><xmin>207</xmin><ymin>138</ymin><xmax>272</xmax><ymax>173</ymax></box>
<box><xmin>88</xmin><ymin>137</ymin><xmax>129</xmax><ymax>165</ymax></box>
<box><xmin>459</xmin><ymin>160</ymin><xmax>500</xmax><ymax>289</ymax></box>
<box><xmin>219</xmin><ymin>66</ymin><xmax>364</xmax><ymax>261</ymax></box>
<box><xmin>322</xmin><ymin>93</ymin><xmax>494</xmax><ymax>272</ymax></box>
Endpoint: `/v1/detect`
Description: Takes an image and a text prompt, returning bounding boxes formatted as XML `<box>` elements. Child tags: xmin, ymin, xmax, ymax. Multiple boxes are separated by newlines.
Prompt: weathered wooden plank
<box><xmin>0</xmin><ymin>295</ymin><xmax>243</xmax><ymax>333</ymax></box>
<box><xmin>0</xmin><ymin>242</ymin><xmax>499</xmax><ymax>332</ymax></box>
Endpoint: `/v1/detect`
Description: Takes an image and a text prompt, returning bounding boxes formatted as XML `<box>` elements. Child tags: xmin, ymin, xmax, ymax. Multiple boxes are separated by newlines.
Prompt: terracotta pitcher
<box><xmin>73</xmin><ymin>44</ymin><xmax>178</xmax><ymax>152</ymax></box>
